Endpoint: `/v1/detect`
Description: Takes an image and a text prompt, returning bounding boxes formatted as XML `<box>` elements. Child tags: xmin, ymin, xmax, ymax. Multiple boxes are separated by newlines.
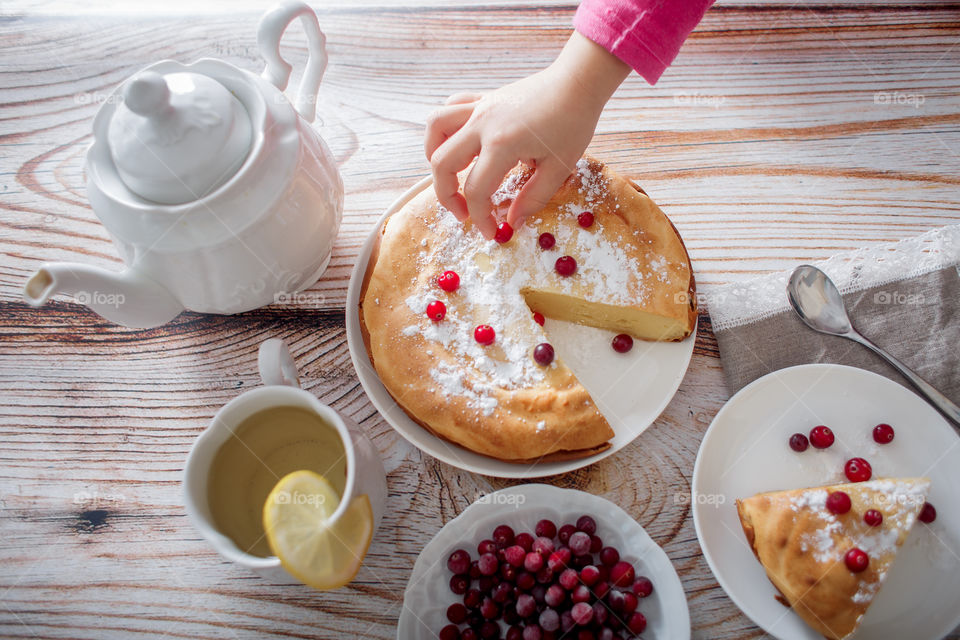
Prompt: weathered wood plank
<box><xmin>1</xmin><ymin>2</ymin><xmax>958</xmax><ymax>639</ymax></box>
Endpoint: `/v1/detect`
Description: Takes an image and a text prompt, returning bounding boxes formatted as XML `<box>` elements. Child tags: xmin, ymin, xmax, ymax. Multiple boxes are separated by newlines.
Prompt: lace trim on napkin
<box><xmin>707</xmin><ymin>224</ymin><xmax>960</xmax><ymax>332</ymax></box>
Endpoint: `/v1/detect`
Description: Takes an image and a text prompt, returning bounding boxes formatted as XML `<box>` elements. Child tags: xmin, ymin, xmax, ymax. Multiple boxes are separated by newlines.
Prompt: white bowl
<box><xmin>397</xmin><ymin>483</ymin><xmax>690</xmax><ymax>639</ymax></box>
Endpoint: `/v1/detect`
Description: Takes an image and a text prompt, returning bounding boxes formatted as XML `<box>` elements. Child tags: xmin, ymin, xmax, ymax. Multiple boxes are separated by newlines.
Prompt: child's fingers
<box><xmin>463</xmin><ymin>149</ymin><xmax>517</xmax><ymax>240</ymax></box>
<box><xmin>424</xmin><ymin>102</ymin><xmax>476</xmax><ymax>161</ymax></box>
<box><xmin>430</xmin><ymin>130</ymin><xmax>481</xmax><ymax>222</ymax></box>
<box><xmin>445</xmin><ymin>92</ymin><xmax>484</xmax><ymax>106</ymax></box>
<box><xmin>507</xmin><ymin>161</ymin><xmax>573</xmax><ymax>227</ymax></box>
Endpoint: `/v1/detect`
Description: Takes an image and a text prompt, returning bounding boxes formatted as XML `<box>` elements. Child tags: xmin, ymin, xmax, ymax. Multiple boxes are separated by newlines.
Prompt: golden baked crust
<box><xmin>359</xmin><ymin>158</ymin><xmax>695</xmax><ymax>462</ymax></box>
<box><xmin>736</xmin><ymin>477</ymin><xmax>930</xmax><ymax>640</ymax></box>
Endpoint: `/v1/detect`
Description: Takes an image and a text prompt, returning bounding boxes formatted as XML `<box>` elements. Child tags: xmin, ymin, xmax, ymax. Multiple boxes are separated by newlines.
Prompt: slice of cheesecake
<box><xmin>736</xmin><ymin>478</ymin><xmax>930</xmax><ymax>640</ymax></box>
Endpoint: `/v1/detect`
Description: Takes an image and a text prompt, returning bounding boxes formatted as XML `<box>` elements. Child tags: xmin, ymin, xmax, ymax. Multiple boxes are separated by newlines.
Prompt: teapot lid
<box><xmin>107</xmin><ymin>70</ymin><xmax>253</xmax><ymax>205</ymax></box>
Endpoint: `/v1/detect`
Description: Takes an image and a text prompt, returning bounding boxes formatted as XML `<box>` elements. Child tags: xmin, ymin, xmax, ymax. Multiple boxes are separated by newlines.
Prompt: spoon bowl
<box><xmin>786</xmin><ymin>265</ymin><xmax>960</xmax><ymax>427</ymax></box>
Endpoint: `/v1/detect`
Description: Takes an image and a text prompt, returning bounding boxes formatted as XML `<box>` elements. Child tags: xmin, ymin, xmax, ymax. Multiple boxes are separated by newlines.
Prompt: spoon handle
<box><xmin>851</xmin><ymin>331</ymin><xmax>960</xmax><ymax>427</ymax></box>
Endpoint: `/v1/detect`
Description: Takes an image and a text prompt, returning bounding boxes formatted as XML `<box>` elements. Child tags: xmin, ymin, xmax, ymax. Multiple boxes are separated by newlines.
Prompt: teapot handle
<box><xmin>257</xmin><ymin>0</ymin><xmax>327</xmax><ymax>123</ymax></box>
<box><xmin>258</xmin><ymin>338</ymin><xmax>301</xmax><ymax>388</ymax></box>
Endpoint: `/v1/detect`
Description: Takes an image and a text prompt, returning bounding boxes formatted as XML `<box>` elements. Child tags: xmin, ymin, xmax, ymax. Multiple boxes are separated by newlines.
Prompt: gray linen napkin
<box><xmin>707</xmin><ymin>225</ymin><xmax>960</xmax><ymax>399</ymax></box>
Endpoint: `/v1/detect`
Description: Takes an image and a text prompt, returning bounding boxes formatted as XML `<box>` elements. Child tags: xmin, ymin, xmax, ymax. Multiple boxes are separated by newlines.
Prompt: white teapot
<box><xmin>23</xmin><ymin>1</ymin><xmax>343</xmax><ymax>328</ymax></box>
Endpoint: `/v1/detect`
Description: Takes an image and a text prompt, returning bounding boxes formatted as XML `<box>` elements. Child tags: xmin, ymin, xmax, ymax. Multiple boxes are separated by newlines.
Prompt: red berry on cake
<box><xmin>844</xmin><ymin>457</ymin><xmax>872</xmax><ymax>482</ymax></box>
<box><xmin>426</xmin><ymin>300</ymin><xmax>446</xmax><ymax>322</ymax></box>
<box><xmin>474</xmin><ymin>324</ymin><xmax>495</xmax><ymax>345</ymax></box>
<box><xmin>826</xmin><ymin>490</ymin><xmax>852</xmax><ymax>514</ymax></box>
<box><xmin>554</xmin><ymin>255</ymin><xmax>577</xmax><ymax>277</ymax></box>
<box><xmin>577</xmin><ymin>211</ymin><xmax>594</xmax><ymax>228</ymax></box>
<box><xmin>864</xmin><ymin>509</ymin><xmax>883</xmax><ymax>527</ymax></box>
<box><xmin>538</xmin><ymin>232</ymin><xmax>556</xmax><ymax>250</ymax></box>
<box><xmin>494</xmin><ymin>221</ymin><xmax>514</xmax><ymax>244</ymax></box>
<box><xmin>533</xmin><ymin>343</ymin><xmax>554</xmax><ymax>366</ymax></box>
<box><xmin>809</xmin><ymin>425</ymin><xmax>835</xmax><ymax>449</ymax></box>
<box><xmin>611</xmin><ymin>334</ymin><xmax>633</xmax><ymax>353</ymax></box>
<box><xmin>532</xmin><ymin>311</ymin><xmax>545</xmax><ymax>326</ymax></box>
<box><xmin>844</xmin><ymin>547</ymin><xmax>869</xmax><ymax>573</ymax></box>
<box><xmin>873</xmin><ymin>423</ymin><xmax>895</xmax><ymax>444</ymax></box>
<box><xmin>437</xmin><ymin>270</ymin><xmax>460</xmax><ymax>292</ymax></box>
<box><xmin>919</xmin><ymin>501</ymin><xmax>937</xmax><ymax>523</ymax></box>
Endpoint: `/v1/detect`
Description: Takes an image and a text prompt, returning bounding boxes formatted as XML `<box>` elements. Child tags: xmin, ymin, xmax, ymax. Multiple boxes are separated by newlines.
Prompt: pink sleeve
<box><xmin>573</xmin><ymin>0</ymin><xmax>715</xmax><ymax>85</ymax></box>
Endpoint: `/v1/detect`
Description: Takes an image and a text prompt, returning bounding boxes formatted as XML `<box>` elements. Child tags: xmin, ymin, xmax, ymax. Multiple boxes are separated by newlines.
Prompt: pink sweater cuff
<box><xmin>573</xmin><ymin>0</ymin><xmax>714</xmax><ymax>85</ymax></box>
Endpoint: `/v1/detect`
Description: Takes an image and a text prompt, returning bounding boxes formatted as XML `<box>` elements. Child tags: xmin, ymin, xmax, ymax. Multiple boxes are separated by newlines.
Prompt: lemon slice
<box><xmin>262</xmin><ymin>470</ymin><xmax>374</xmax><ymax>590</ymax></box>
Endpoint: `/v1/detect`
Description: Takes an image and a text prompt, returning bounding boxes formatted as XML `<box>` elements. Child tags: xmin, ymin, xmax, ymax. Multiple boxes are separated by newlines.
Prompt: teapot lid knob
<box><xmin>123</xmin><ymin>71</ymin><xmax>171</xmax><ymax>119</ymax></box>
<box><xmin>107</xmin><ymin>70</ymin><xmax>254</xmax><ymax>206</ymax></box>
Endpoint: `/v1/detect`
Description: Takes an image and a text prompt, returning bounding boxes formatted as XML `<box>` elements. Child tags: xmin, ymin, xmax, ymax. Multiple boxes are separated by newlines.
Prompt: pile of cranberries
<box><xmin>787</xmin><ymin>421</ymin><xmax>939</xmax><ymax>573</ymax></box>
<box><xmin>439</xmin><ymin>516</ymin><xmax>655</xmax><ymax>640</ymax></box>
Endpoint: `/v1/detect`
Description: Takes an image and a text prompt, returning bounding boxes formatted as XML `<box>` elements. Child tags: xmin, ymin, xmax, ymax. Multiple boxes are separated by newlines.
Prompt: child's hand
<box><xmin>425</xmin><ymin>32</ymin><xmax>630</xmax><ymax>239</ymax></box>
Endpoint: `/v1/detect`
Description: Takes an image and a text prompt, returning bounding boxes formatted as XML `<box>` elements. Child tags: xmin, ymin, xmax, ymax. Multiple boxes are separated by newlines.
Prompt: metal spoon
<box><xmin>787</xmin><ymin>264</ymin><xmax>960</xmax><ymax>427</ymax></box>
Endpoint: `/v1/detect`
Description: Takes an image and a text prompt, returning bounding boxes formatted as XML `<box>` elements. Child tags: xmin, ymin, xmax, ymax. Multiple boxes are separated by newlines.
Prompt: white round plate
<box><xmin>345</xmin><ymin>176</ymin><xmax>696</xmax><ymax>478</ymax></box>
<box><xmin>692</xmin><ymin>364</ymin><xmax>960</xmax><ymax>640</ymax></box>
<box><xmin>397</xmin><ymin>484</ymin><xmax>690</xmax><ymax>639</ymax></box>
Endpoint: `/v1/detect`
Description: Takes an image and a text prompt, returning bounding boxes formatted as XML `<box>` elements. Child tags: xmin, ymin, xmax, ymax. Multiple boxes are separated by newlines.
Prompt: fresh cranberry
<box><xmin>555</xmin><ymin>568</ymin><xmax>576</xmax><ymax>590</ymax></box>
<box><xmin>469</xmin><ymin>561</ymin><xmax>482</xmax><ymax>579</ymax></box>
<box><xmin>426</xmin><ymin>300</ymin><xmax>446</xmax><ymax>322</ymax></box>
<box><xmin>437</xmin><ymin>270</ymin><xmax>460</xmax><ymax>292</ymax></box>
<box><xmin>464</xmin><ymin>588</ymin><xmax>483</xmax><ymax>608</ymax></box>
<box><xmin>574</xmin><ymin>515</ymin><xmax>596</xmax><ymax>534</ymax></box>
<box><xmin>535</xmin><ymin>566</ymin><xmax>554</xmax><ymax>584</ymax></box>
<box><xmin>579</xmin><ymin>565</ymin><xmax>600</xmax><ymax>586</ymax></box>
<box><xmin>557</xmin><ymin>524</ymin><xmax>576</xmax><ymax>545</ymax></box>
<box><xmin>539</xmin><ymin>608</ymin><xmax>560</xmax><ymax>632</ymax></box>
<box><xmin>555</xmin><ymin>256</ymin><xmax>577</xmax><ymax>277</ymax></box>
<box><xmin>547</xmin><ymin>548</ymin><xmax>571</xmax><ymax>572</ymax></box>
<box><xmin>845</xmin><ymin>548</ymin><xmax>869</xmax><ymax>572</ymax></box>
<box><xmin>532</xmin><ymin>311</ymin><xmax>545</xmax><ymax>326</ymax></box>
<box><xmin>610</xmin><ymin>561</ymin><xmax>635</xmax><ymax>588</ymax></box>
<box><xmin>505</xmin><ymin>545</ymin><xmax>526</xmax><ymax>567</ymax></box>
<box><xmin>568</xmin><ymin>532</ymin><xmax>591</xmax><ymax>556</ymax></box>
<box><xmin>494</xmin><ymin>221</ymin><xmax>514</xmax><ymax>243</ymax></box>
<box><xmin>492</xmin><ymin>581</ymin><xmax>514</xmax><ymax>603</ymax></box>
<box><xmin>474</xmin><ymin>324</ymin><xmax>496</xmax><ymax>345</ymax></box>
<box><xmin>626</xmin><ymin>612</ymin><xmax>647</xmax><ymax>634</ymax></box>
<box><xmin>572</xmin><ymin>553</ymin><xmax>591</xmax><ymax>569</ymax></box>
<box><xmin>521</xmin><ymin>626</ymin><xmax>541</xmax><ymax>640</ymax></box>
<box><xmin>447</xmin><ymin>602</ymin><xmax>468</xmax><ymax>624</ymax></box>
<box><xmin>477</xmin><ymin>575</ymin><xmax>495</xmax><ymax>592</ymax></box>
<box><xmin>533</xmin><ymin>343</ymin><xmax>555</xmax><ymax>366</ymax></box>
<box><xmin>480</xmin><ymin>596</ymin><xmax>500</xmax><ymax>619</ymax></box>
<box><xmin>545</xmin><ymin>584</ymin><xmax>565</xmax><ymax>607</ymax></box>
<box><xmin>535</xmin><ymin>519</ymin><xmax>557</xmax><ymax>539</ymax></box>
<box><xmin>493</xmin><ymin>524</ymin><xmax>515</xmax><ymax>547</ymax></box>
<box><xmin>516</xmin><ymin>571</ymin><xmax>535</xmax><ymax>590</ymax></box>
<box><xmin>611</xmin><ymin>334</ymin><xmax>633</xmax><ymax>353</ymax></box>
<box><xmin>593</xmin><ymin>581</ymin><xmax>610</xmax><ymax>599</ymax></box>
<box><xmin>632</xmin><ymin>576</ymin><xmax>654</xmax><ymax>598</ymax></box>
<box><xmin>826</xmin><ymin>491</ymin><xmax>852</xmax><ymax>515</ymax></box>
<box><xmin>845</xmin><ymin>457</ymin><xmax>872</xmax><ymax>482</ymax></box>
<box><xmin>532</xmin><ymin>536</ymin><xmax>555</xmax><ymax>556</ymax></box>
<box><xmin>789</xmin><ymin>433</ymin><xmax>809</xmax><ymax>452</ymax></box>
<box><xmin>479</xmin><ymin>620</ymin><xmax>499</xmax><ymax>639</ymax></box>
<box><xmin>515</xmin><ymin>532</ymin><xmax>535</xmax><ymax>551</ymax></box>
<box><xmin>596</xmin><ymin>565</ymin><xmax>610</xmax><ymax>582</ymax></box>
<box><xmin>571</xmin><ymin>601</ymin><xmax>593</xmax><ymax>625</ymax></box>
<box><xmin>919</xmin><ymin>502</ymin><xmax>937</xmax><ymax>523</ymax></box>
<box><xmin>515</xmin><ymin>593</ymin><xmax>537</xmax><ymax>617</ymax></box>
<box><xmin>478</xmin><ymin>552</ymin><xmax>499</xmax><ymax>576</ymax></box>
<box><xmin>439</xmin><ymin>624</ymin><xmax>460</xmax><ymax>640</ymax></box>
<box><xmin>538</xmin><ymin>232</ymin><xmax>556</xmax><ymax>250</ymax></box>
<box><xmin>809</xmin><ymin>425</ymin><xmax>835</xmax><ymax>448</ymax></box>
<box><xmin>577</xmin><ymin>211</ymin><xmax>594</xmax><ymax>228</ymax></box>
<box><xmin>461</xmin><ymin>630</ymin><xmax>479</xmax><ymax>640</ymax></box>
<box><xmin>450</xmin><ymin>573</ymin><xmax>470</xmax><ymax>594</ymax></box>
<box><xmin>506</xmin><ymin>627</ymin><xmax>523</xmax><ymax>640</ymax></box>
<box><xmin>500</xmin><ymin>563</ymin><xmax>516</xmax><ymax>582</ymax></box>
<box><xmin>622</xmin><ymin>592</ymin><xmax>638</xmax><ymax>615</ymax></box>
<box><xmin>607</xmin><ymin>589</ymin><xmax>625</xmax><ymax>613</ymax></box>
<box><xmin>524</xmin><ymin>551</ymin><xmax>544</xmax><ymax>572</ymax></box>
<box><xmin>599</xmin><ymin>546</ymin><xmax>619</xmax><ymax>567</ymax></box>
<box><xmin>448</xmin><ymin>549</ymin><xmax>471</xmax><ymax>574</ymax></box>
<box><xmin>478</xmin><ymin>540</ymin><xmax>497</xmax><ymax>555</ymax></box>
<box><xmin>592</xmin><ymin>602</ymin><xmax>608</xmax><ymax>626</ymax></box>
<box><xmin>570</xmin><ymin>584</ymin><xmax>591</xmax><ymax>603</ymax></box>
<box><xmin>864</xmin><ymin>509</ymin><xmax>883</xmax><ymax>527</ymax></box>
<box><xmin>873</xmin><ymin>423</ymin><xmax>895</xmax><ymax>444</ymax></box>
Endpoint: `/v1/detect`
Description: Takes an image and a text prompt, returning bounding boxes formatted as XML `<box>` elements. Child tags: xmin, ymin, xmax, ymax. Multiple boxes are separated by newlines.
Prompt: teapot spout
<box><xmin>23</xmin><ymin>262</ymin><xmax>184</xmax><ymax>328</ymax></box>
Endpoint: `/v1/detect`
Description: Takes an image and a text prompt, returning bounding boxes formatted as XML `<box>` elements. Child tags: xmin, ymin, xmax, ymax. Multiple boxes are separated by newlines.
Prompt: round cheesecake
<box><xmin>358</xmin><ymin>158</ymin><xmax>696</xmax><ymax>463</ymax></box>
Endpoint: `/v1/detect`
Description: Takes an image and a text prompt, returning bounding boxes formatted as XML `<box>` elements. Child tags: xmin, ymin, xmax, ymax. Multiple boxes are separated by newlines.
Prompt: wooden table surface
<box><xmin>2</xmin><ymin>1</ymin><xmax>959</xmax><ymax>638</ymax></box>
